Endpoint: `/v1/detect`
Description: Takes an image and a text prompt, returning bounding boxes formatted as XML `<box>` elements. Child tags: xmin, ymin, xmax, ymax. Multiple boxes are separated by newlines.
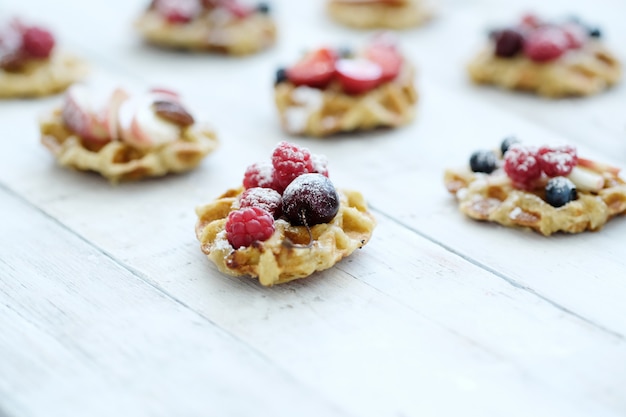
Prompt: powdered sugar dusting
<box><xmin>311</xmin><ymin>153</ymin><xmax>329</xmax><ymax>175</ymax></box>
<box><xmin>213</xmin><ymin>230</ymin><xmax>233</xmax><ymax>251</ymax></box>
<box><xmin>284</xmin><ymin>87</ymin><xmax>324</xmax><ymax>134</ymax></box>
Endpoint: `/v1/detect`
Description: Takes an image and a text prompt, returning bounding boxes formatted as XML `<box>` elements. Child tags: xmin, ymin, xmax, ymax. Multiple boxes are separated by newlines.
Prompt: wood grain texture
<box><xmin>1</xmin><ymin>0</ymin><xmax>626</xmax><ymax>416</ymax></box>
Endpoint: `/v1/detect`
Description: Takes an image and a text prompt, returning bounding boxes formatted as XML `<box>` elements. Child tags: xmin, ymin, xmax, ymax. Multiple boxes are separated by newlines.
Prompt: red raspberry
<box><xmin>538</xmin><ymin>145</ymin><xmax>577</xmax><ymax>177</ymax></box>
<box><xmin>225</xmin><ymin>207</ymin><xmax>275</xmax><ymax>249</ymax></box>
<box><xmin>22</xmin><ymin>26</ymin><xmax>55</xmax><ymax>59</ymax></box>
<box><xmin>239</xmin><ymin>187</ymin><xmax>282</xmax><ymax>218</ymax></box>
<box><xmin>243</xmin><ymin>162</ymin><xmax>275</xmax><ymax>189</ymax></box>
<box><xmin>523</xmin><ymin>27</ymin><xmax>569</xmax><ymax>62</ymax></box>
<box><xmin>504</xmin><ymin>145</ymin><xmax>542</xmax><ymax>187</ymax></box>
<box><xmin>271</xmin><ymin>141</ymin><xmax>314</xmax><ymax>193</ymax></box>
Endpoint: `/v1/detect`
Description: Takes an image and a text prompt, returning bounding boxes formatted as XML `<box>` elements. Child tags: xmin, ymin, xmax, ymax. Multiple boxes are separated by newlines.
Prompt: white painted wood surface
<box><xmin>1</xmin><ymin>0</ymin><xmax>625</xmax><ymax>416</ymax></box>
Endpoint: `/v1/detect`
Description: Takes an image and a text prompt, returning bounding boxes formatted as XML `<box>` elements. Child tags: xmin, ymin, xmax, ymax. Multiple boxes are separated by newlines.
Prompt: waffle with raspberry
<box><xmin>327</xmin><ymin>0</ymin><xmax>433</xmax><ymax>29</ymax></box>
<box><xmin>274</xmin><ymin>34</ymin><xmax>417</xmax><ymax>137</ymax></box>
<box><xmin>0</xmin><ymin>19</ymin><xmax>87</xmax><ymax>98</ymax></box>
<box><xmin>468</xmin><ymin>14</ymin><xmax>621</xmax><ymax>97</ymax></box>
<box><xmin>135</xmin><ymin>0</ymin><xmax>276</xmax><ymax>55</ymax></box>
<box><xmin>444</xmin><ymin>139</ymin><xmax>626</xmax><ymax>235</ymax></box>
<box><xmin>195</xmin><ymin>142</ymin><xmax>376</xmax><ymax>286</ymax></box>
<box><xmin>40</xmin><ymin>85</ymin><xmax>218</xmax><ymax>182</ymax></box>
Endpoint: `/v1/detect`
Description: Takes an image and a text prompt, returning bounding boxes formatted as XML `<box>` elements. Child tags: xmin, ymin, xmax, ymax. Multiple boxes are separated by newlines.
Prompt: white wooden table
<box><xmin>2</xmin><ymin>0</ymin><xmax>626</xmax><ymax>416</ymax></box>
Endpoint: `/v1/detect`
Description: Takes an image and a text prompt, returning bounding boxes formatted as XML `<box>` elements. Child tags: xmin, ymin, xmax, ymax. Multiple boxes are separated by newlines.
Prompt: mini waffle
<box><xmin>135</xmin><ymin>10</ymin><xmax>276</xmax><ymax>55</ymax></box>
<box><xmin>195</xmin><ymin>187</ymin><xmax>376</xmax><ymax>286</ymax></box>
<box><xmin>40</xmin><ymin>108</ymin><xmax>218</xmax><ymax>182</ymax></box>
<box><xmin>468</xmin><ymin>41</ymin><xmax>621</xmax><ymax>97</ymax></box>
<box><xmin>275</xmin><ymin>63</ymin><xmax>417</xmax><ymax>137</ymax></box>
<box><xmin>327</xmin><ymin>0</ymin><xmax>433</xmax><ymax>29</ymax></box>
<box><xmin>0</xmin><ymin>52</ymin><xmax>87</xmax><ymax>98</ymax></box>
<box><xmin>444</xmin><ymin>167</ymin><xmax>626</xmax><ymax>235</ymax></box>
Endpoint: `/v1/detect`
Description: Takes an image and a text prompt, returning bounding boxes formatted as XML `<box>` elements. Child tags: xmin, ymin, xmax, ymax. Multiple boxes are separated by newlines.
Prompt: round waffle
<box><xmin>0</xmin><ymin>51</ymin><xmax>88</xmax><ymax>98</ymax></box>
<box><xmin>40</xmin><ymin>108</ymin><xmax>218</xmax><ymax>182</ymax></box>
<box><xmin>444</xmin><ymin>167</ymin><xmax>626</xmax><ymax>236</ymax></box>
<box><xmin>275</xmin><ymin>63</ymin><xmax>417</xmax><ymax>137</ymax></box>
<box><xmin>195</xmin><ymin>187</ymin><xmax>376</xmax><ymax>286</ymax></box>
<box><xmin>327</xmin><ymin>0</ymin><xmax>433</xmax><ymax>29</ymax></box>
<box><xmin>468</xmin><ymin>41</ymin><xmax>621</xmax><ymax>98</ymax></box>
<box><xmin>135</xmin><ymin>9</ymin><xmax>276</xmax><ymax>55</ymax></box>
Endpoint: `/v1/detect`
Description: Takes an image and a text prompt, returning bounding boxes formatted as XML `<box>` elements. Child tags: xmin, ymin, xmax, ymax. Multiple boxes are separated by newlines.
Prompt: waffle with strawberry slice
<box><xmin>0</xmin><ymin>18</ymin><xmax>87</xmax><ymax>98</ymax></box>
<box><xmin>327</xmin><ymin>0</ymin><xmax>433</xmax><ymax>29</ymax></box>
<box><xmin>444</xmin><ymin>138</ymin><xmax>626</xmax><ymax>235</ymax></box>
<box><xmin>40</xmin><ymin>85</ymin><xmax>218</xmax><ymax>182</ymax></box>
<box><xmin>274</xmin><ymin>34</ymin><xmax>417</xmax><ymax>137</ymax></box>
<box><xmin>468</xmin><ymin>14</ymin><xmax>621</xmax><ymax>97</ymax></box>
<box><xmin>135</xmin><ymin>0</ymin><xmax>276</xmax><ymax>55</ymax></box>
<box><xmin>195</xmin><ymin>142</ymin><xmax>376</xmax><ymax>286</ymax></box>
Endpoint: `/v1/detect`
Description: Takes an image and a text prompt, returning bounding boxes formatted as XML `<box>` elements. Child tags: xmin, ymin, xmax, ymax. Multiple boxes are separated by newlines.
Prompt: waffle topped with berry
<box><xmin>274</xmin><ymin>34</ymin><xmax>417</xmax><ymax>137</ymax></box>
<box><xmin>0</xmin><ymin>18</ymin><xmax>87</xmax><ymax>98</ymax></box>
<box><xmin>326</xmin><ymin>0</ymin><xmax>433</xmax><ymax>30</ymax></box>
<box><xmin>40</xmin><ymin>85</ymin><xmax>218</xmax><ymax>182</ymax></box>
<box><xmin>195</xmin><ymin>141</ymin><xmax>376</xmax><ymax>286</ymax></box>
<box><xmin>444</xmin><ymin>137</ymin><xmax>626</xmax><ymax>235</ymax></box>
<box><xmin>468</xmin><ymin>14</ymin><xmax>621</xmax><ymax>97</ymax></box>
<box><xmin>135</xmin><ymin>0</ymin><xmax>276</xmax><ymax>55</ymax></box>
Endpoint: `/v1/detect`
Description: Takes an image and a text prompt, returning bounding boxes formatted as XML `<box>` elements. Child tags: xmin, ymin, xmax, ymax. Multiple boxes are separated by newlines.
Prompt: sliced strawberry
<box><xmin>220</xmin><ymin>0</ymin><xmax>255</xmax><ymax>18</ymax></box>
<box><xmin>286</xmin><ymin>48</ymin><xmax>337</xmax><ymax>88</ymax></box>
<box><xmin>363</xmin><ymin>42</ymin><xmax>403</xmax><ymax>82</ymax></box>
<box><xmin>335</xmin><ymin>58</ymin><xmax>383</xmax><ymax>95</ymax></box>
<box><xmin>154</xmin><ymin>0</ymin><xmax>202</xmax><ymax>24</ymax></box>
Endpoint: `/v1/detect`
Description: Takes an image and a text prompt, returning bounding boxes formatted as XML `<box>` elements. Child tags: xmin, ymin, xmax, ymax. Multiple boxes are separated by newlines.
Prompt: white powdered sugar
<box><xmin>213</xmin><ymin>230</ymin><xmax>233</xmax><ymax>251</ymax></box>
<box><xmin>509</xmin><ymin>207</ymin><xmax>522</xmax><ymax>219</ymax></box>
<box><xmin>284</xmin><ymin>86</ymin><xmax>324</xmax><ymax>134</ymax></box>
<box><xmin>311</xmin><ymin>153</ymin><xmax>328</xmax><ymax>174</ymax></box>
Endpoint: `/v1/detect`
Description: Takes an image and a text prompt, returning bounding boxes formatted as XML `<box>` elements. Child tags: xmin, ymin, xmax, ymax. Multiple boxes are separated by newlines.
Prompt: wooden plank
<box><xmin>0</xmin><ymin>189</ymin><xmax>350</xmax><ymax>417</ymax></box>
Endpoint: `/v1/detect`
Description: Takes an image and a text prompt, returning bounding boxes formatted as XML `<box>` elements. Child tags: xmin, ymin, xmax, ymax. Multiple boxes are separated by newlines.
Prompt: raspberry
<box><xmin>523</xmin><ymin>27</ymin><xmax>568</xmax><ymax>62</ymax></box>
<box><xmin>243</xmin><ymin>162</ymin><xmax>275</xmax><ymax>189</ymax></box>
<box><xmin>22</xmin><ymin>26</ymin><xmax>55</xmax><ymax>59</ymax></box>
<box><xmin>225</xmin><ymin>207</ymin><xmax>275</xmax><ymax>249</ymax></box>
<box><xmin>504</xmin><ymin>145</ymin><xmax>542</xmax><ymax>186</ymax></box>
<box><xmin>239</xmin><ymin>187</ymin><xmax>282</xmax><ymax>218</ymax></box>
<box><xmin>271</xmin><ymin>141</ymin><xmax>314</xmax><ymax>193</ymax></box>
<box><xmin>538</xmin><ymin>145</ymin><xmax>577</xmax><ymax>177</ymax></box>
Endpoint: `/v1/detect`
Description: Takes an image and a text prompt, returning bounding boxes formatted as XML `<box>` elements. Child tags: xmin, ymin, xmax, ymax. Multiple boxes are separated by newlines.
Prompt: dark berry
<box><xmin>225</xmin><ymin>207</ymin><xmax>275</xmax><ymax>249</ymax></box>
<box><xmin>275</xmin><ymin>67</ymin><xmax>288</xmax><ymax>85</ymax></box>
<box><xmin>239</xmin><ymin>187</ymin><xmax>282</xmax><ymax>219</ymax></box>
<box><xmin>271</xmin><ymin>141</ymin><xmax>314</xmax><ymax>193</ymax></box>
<box><xmin>545</xmin><ymin>177</ymin><xmax>577</xmax><ymax>207</ymax></box>
<box><xmin>501</xmin><ymin>136</ymin><xmax>520</xmax><ymax>155</ymax></box>
<box><xmin>494</xmin><ymin>29</ymin><xmax>524</xmax><ymax>58</ymax></box>
<box><xmin>337</xmin><ymin>46</ymin><xmax>353</xmax><ymax>58</ymax></box>
<box><xmin>282</xmin><ymin>173</ymin><xmax>340</xmax><ymax>226</ymax></box>
<box><xmin>503</xmin><ymin>145</ymin><xmax>542</xmax><ymax>187</ymax></box>
<box><xmin>588</xmin><ymin>27</ymin><xmax>602</xmax><ymax>38</ymax></box>
<box><xmin>257</xmin><ymin>2</ymin><xmax>270</xmax><ymax>13</ymax></box>
<box><xmin>469</xmin><ymin>150</ymin><xmax>497</xmax><ymax>174</ymax></box>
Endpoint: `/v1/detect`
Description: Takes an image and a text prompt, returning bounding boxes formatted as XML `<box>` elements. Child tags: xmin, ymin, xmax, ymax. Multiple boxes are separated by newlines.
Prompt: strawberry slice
<box><xmin>335</xmin><ymin>58</ymin><xmax>383</xmax><ymax>95</ymax></box>
<box><xmin>363</xmin><ymin>42</ymin><xmax>403</xmax><ymax>82</ymax></box>
<box><xmin>219</xmin><ymin>0</ymin><xmax>255</xmax><ymax>18</ymax></box>
<box><xmin>286</xmin><ymin>48</ymin><xmax>337</xmax><ymax>88</ymax></box>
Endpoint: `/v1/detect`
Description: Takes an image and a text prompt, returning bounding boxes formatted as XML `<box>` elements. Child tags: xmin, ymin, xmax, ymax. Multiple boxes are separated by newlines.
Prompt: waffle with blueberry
<box><xmin>195</xmin><ymin>142</ymin><xmax>376</xmax><ymax>286</ymax></box>
<box><xmin>274</xmin><ymin>34</ymin><xmax>417</xmax><ymax>137</ymax></box>
<box><xmin>468</xmin><ymin>14</ymin><xmax>621</xmax><ymax>97</ymax></box>
<box><xmin>135</xmin><ymin>0</ymin><xmax>276</xmax><ymax>55</ymax></box>
<box><xmin>327</xmin><ymin>0</ymin><xmax>433</xmax><ymax>30</ymax></box>
<box><xmin>444</xmin><ymin>137</ymin><xmax>626</xmax><ymax>236</ymax></box>
<box><xmin>40</xmin><ymin>85</ymin><xmax>218</xmax><ymax>182</ymax></box>
<box><xmin>0</xmin><ymin>18</ymin><xmax>87</xmax><ymax>98</ymax></box>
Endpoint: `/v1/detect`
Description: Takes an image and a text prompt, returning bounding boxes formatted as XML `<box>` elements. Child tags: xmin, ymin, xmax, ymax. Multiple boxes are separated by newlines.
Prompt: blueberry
<box><xmin>257</xmin><ymin>2</ymin><xmax>270</xmax><ymax>14</ymax></box>
<box><xmin>545</xmin><ymin>177</ymin><xmax>577</xmax><ymax>207</ymax></box>
<box><xmin>500</xmin><ymin>136</ymin><xmax>520</xmax><ymax>155</ymax></box>
<box><xmin>494</xmin><ymin>29</ymin><xmax>524</xmax><ymax>58</ymax></box>
<box><xmin>337</xmin><ymin>47</ymin><xmax>353</xmax><ymax>59</ymax></box>
<box><xmin>275</xmin><ymin>67</ymin><xmax>288</xmax><ymax>85</ymax></box>
<box><xmin>588</xmin><ymin>27</ymin><xmax>602</xmax><ymax>38</ymax></box>
<box><xmin>469</xmin><ymin>150</ymin><xmax>497</xmax><ymax>174</ymax></box>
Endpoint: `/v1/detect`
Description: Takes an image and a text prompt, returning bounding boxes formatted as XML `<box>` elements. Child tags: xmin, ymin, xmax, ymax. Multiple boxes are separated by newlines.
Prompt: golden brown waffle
<box><xmin>40</xmin><ymin>108</ymin><xmax>218</xmax><ymax>182</ymax></box>
<box><xmin>275</xmin><ymin>63</ymin><xmax>417</xmax><ymax>137</ymax></box>
<box><xmin>135</xmin><ymin>10</ymin><xmax>276</xmax><ymax>55</ymax></box>
<box><xmin>327</xmin><ymin>0</ymin><xmax>433</xmax><ymax>29</ymax></box>
<box><xmin>0</xmin><ymin>51</ymin><xmax>88</xmax><ymax>98</ymax></box>
<box><xmin>468</xmin><ymin>41</ymin><xmax>622</xmax><ymax>97</ymax></box>
<box><xmin>195</xmin><ymin>187</ymin><xmax>376</xmax><ymax>286</ymax></box>
<box><xmin>444</xmin><ymin>167</ymin><xmax>626</xmax><ymax>235</ymax></box>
